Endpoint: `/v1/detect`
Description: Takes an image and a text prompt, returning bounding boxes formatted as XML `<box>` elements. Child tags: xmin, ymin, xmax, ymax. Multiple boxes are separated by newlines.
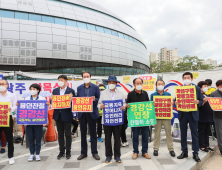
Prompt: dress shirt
<box><xmin>84</xmin><ymin>84</ymin><xmax>91</xmax><ymax>97</ymax></box>
<box><xmin>0</xmin><ymin>91</ymin><xmax>17</xmax><ymax>115</ymax></box>
<box><xmin>109</xmin><ymin>88</ymin><xmax>116</xmax><ymax>100</ymax></box>
<box><xmin>60</xmin><ymin>86</ymin><xmax>67</xmax><ymax>95</ymax></box>
<box><xmin>25</xmin><ymin>96</ymin><xmax>46</xmax><ymax>100</ymax></box>
<box><xmin>150</xmin><ymin>90</ymin><xmax>171</xmax><ymax>101</ymax></box>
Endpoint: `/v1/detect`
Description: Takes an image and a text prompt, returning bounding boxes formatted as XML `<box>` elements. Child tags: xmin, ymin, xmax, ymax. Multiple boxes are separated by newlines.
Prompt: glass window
<box><xmin>86</xmin><ymin>67</ymin><xmax>96</xmax><ymax>75</ymax></box>
<box><xmin>123</xmin><ymin>34</ymin><xmax>130</xmax><ymax>40</ymax></box>
<box><xmin>42</xmin><ymin>15</ymin><xmax>54</xmax><ymax>23</ymax></box>
<box><xmin>111</xmin><ymin>30</ymin><xmax>118</xmax><ymax>37</ymax></box>
<box><xmin>113</xmin><ymin>67</ymin><xmax>120</xmax><ymax>76</ymax></box>
<box><xmin>96</xmin><ymin>26</ymin><xmax>104</xmax><ymax>33</ymax></box>
<box><xmin>126</xmin><ymin>67</ymin><xmax>133</xmax><ymax>75</ymax></box>
<box><xmin>55</xmin><ymin>17</ymin><xmax>66</xmax><ymax>25</ymax></box>
<box><xmin>74</xmin><ymin>67</ymin><xmax>86</xmax><ymax>74</ymax></box>
<box><xmin>118</xmin><ymin>32</ymin><xmax>124</xmax><ymax>38</ymax></box>
<box><xmin>66</xmin><ymin>20</ymin><xmax>77</xmax><ymax>27</ymax></box>
<box><xmin>77</xmin><ymin>22</ymin><xmax>87</xmax><ymax>29</ymax></box>
<box><xmin>96</xmin><ymin>67</ymin><xmax>105</xmax><ymax>75</ymax></box>
<box><xmin>29</xmin><ymin>14</ymin><xmax>41</xmax><ymax>22</ymax></box>
<box><xmin>50</xmin><ymin>69</ymin><xmax>63</xmax><ymax>73</ymax></box>
<box><xmin>128</xmin><ymin>36</ymin><xmax>134</xmax><ymax>42</ymax></box>
<box><xmin>104</xmin><ymin>28</ymin><xmax>112</xmax><ymax>35</ymax></box>
<box><xmin>104</xmin><ymin>67</ymin><xmax>113</xmax><ymax>76</ymax></box>
<box><xmin>63</xmin><ymin>68</ymin><xmax>74</xmax><ymax>74</ymax></box>
<box><xmin>119</xmin><ymin>67</ymin><xmax>126</xmax><ymax>75</ymax></box>
<box><xmin>0</xmin><ymin>10</ymin><xmax>14</xmax><ymax>18</ymax></box>
<box><xmin>15</xmin><ymin>12</ymin><xmax>28</xmax><ymax>20</ymax></box>
<box><xmin>87</xmin><ymin>24</ymin><xmax>96</xmax><ymax>31</ymax></box>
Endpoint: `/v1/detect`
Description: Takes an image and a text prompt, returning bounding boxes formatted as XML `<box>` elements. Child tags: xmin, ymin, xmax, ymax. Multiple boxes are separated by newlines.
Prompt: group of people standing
<box><xmin>0</xmin><ymin>71</ymin><xmax>221</xmax><ymax>165</ymax></box>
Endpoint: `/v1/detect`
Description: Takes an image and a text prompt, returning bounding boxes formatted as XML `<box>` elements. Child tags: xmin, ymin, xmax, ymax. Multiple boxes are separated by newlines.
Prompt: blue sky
<box><xmin>94</xmin><ymin>0</ymin><xmax>222</xmax><ymax>64</ymax></box>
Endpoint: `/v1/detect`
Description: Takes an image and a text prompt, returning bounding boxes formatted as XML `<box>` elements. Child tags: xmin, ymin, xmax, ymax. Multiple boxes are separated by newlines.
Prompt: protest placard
<box><xmin>207</xmin><ymin>97</ymin><xmax>222</xmax><ymax>111</ymax></box>
<box><xmin>52</xmin><ymin>95</ymin><xmax>71</xmax><ymax>109</ymax></box>
<box><xmin>17</xmin><ymin>100</ymin><xmax>48</xmax><ymax>125</ymax></box>
<box><xmin>127</xmin><ymin>101</ymin><xmax>156</xmax><ymax>127</ymax></box>
<box><xmin>72</xmin><ymin>97</ymin><xmax>93</xmax><ymax>112</ymax></box>
<box><xmin>153</xmin><ymin>96</ymin><xmax>173</xmax><ymax>119</ymax></box>
<box><xmin>175</xmin><ymin>86</ymin><xmax>197</xmax><ymax>111</ymax></box>
<box><xmin>0</xmin><ymin>102</ymin><xmax>10</xmax><ymax>127</ymax></box>
<box><xmin>103</xmin><ymin>99</ymin><xmax>124</xmax><ymax>126</ymax></box>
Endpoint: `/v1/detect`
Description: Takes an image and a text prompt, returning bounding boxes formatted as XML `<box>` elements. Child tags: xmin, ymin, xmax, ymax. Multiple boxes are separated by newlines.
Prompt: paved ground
<box><xmin>200</xmin><ymin>149</ymin><xmax>221</xmax><ymax>170</ymax></box>
<box><xmin>0</xmin><ymin>128</ymin><xmax>217</xmax><ymax>170</ymax></box>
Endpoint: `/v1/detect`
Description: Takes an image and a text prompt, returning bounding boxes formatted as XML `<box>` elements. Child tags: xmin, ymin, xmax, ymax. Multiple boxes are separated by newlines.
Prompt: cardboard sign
<box><xmin>72</xmin><ymin>97</ymin><xmax>93</xmax><ymax>112</ymax></box>
<box><xmin>127</xmin><ymin>101</ymin><xmax>156</xmax><ymax>127</ymax></box>
<box><xmin>153</xmin><ymin>96</ymin><xmax>173</xmax><ymax>119</ymax></box>
<box><xmin>52</xmin><ymin>95</ymin><xmax>71</xmax><ymax>109</ymax></box>
<box><xmin>17</xmin><ymin>100</ymin><xmax>48</xmax><ymax>125</ymax></box>
<box><xmin>207</xmin><ymin>97</ymin><xmax>222</xmax><ymax>111</ymax></box>
<box><xmin>139</xmin><ymin>76</ymin><xmax>156</xmax><ymax>91</ymax></box>
<box><xmin>175</xmin><ymin>86</ymin><xmax>197</xmax><ymax>111</ymax></box>
<box><xmin>0</xmin><ymin>102</ymin><xmax>10</xmax><ymax>127</ymax></box>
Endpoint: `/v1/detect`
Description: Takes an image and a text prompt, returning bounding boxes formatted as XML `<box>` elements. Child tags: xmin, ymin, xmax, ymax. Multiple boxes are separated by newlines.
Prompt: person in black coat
<box><xmin>197</xmin><ymin>81</ymin><xmax>214</xmax><ymax>152</ymax></box>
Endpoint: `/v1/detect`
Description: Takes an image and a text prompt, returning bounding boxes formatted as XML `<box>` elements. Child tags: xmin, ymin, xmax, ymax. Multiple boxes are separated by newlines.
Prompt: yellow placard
<box><xmin>142</xmin><ymin>77</ymin><xmax>156</xmax><ymax>91</ymax></box>
<box><xmin>0</xmin><ymin>102</ymin><xmax>10</xmax><ymax>127</ymax></box>
<box><xmin>153</xmin><ymin>96</ymin><xmax>173</xmax><ymax>119</ymax></box>
<box><xmin>123</xmin><ymin>76</ymin><xmax>130</xmax><ymax>84</ymax></box>
<box><xmin>191</xmin><ymin>72</ymin><xmax>199</xmax><ymax>79</ymax></box>
<box><xmin>175</xmin><ymin>86</ymin><xmax>197</xmax><ymax>112</ymax></box>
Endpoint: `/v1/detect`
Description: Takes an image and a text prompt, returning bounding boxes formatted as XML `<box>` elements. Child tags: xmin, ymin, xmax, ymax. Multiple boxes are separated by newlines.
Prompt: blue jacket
<box><xmin>177</xmin><ymin>85</ymin><xmax>203</xmax><ymax>122</ymax></box>
<box><xmin>77</xmin><ymin>83</ymin><xmax>100</xmax><ymax>120</ymax></box>
<box><xmin>150</xmin><ymin>90</ymin><xmax>171</xmax><ymax>101</ymax></box>
<box><xmin>52</xmin><ymin>86</ymin><xmax>75</xmax><ymax>122</ymax></box>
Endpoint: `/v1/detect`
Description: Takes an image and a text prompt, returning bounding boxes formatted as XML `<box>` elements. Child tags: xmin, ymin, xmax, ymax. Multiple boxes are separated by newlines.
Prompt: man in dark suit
<box><xmin>52</xmin><ymin>75</ymin><xmax>75</xmax><ymax>160</ymax></box>
<box><xmin>175</xmin><ymin>72</ymin><xmax>203</xmax><ymax>162</ymax></box>
<box><xmin>77</xmin><ymin>72</ymin><xmax>100</xmax><ymax>160</ymax></box>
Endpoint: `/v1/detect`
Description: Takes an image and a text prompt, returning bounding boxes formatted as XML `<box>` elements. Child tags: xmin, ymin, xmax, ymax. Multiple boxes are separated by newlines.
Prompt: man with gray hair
<box><xmin>96</xmin><ymin>79</ymin><xmax>103</xmax><ymax>86</ymax></box>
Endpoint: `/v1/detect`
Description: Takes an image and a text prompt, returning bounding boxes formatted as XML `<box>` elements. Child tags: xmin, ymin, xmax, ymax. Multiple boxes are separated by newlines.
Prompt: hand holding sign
<box><xmin>92</xmin><ymin>96</ymin><xmax>95</xmax><ymax>101</ymax></box>
<box><xmin>100</xmin><ymin>103</ymin><xmax>105</xmax><ymax>109</ymax></box>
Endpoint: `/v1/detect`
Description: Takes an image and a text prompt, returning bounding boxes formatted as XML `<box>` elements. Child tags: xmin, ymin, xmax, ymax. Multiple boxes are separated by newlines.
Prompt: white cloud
<box><xmin>93</xmin><ymin>0</ymin><xmax>222</xmax><ymax>63</ymax></box>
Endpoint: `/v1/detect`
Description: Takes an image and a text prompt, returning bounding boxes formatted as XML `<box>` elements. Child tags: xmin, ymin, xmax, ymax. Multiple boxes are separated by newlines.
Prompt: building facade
<box><xmin>0</xmin><ymin>0</ymin><xmax>150</xmax><ymax>76</ymax></box>
<box><xmin>205</xmin><ymin>58</ymin><xmax>217</xmax><ymax>67</ymax></box>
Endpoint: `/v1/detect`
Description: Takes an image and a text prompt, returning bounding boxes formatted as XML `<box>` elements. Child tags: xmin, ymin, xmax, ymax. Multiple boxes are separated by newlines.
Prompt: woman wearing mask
<box><xmin>197</xmin><ymin>81</ymin><xmax>214</xmax><ymax>152</ymax></box>
<box><xmin>98</xmin><ymin>75</ymin><xmax>126</xmax><ymax>163</ymax></box>
<box><xmin>17</xmin><ymin>84</ymin><xmax>49</xmax><ymax>161</ymax></box>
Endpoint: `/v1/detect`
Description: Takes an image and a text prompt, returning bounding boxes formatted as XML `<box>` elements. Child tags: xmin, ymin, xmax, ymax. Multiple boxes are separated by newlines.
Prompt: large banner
<box><xmin>103</xmin><ymin>99</ymin><xmax>124</xmax><ymax>126</ymax></box>
<box><xmin>0</xmin><ymin>102</ymin><xmax>10</xmax><ymax>127</ymax></box>
<box><xmin>52</xmin><ymin>95</ymin><xmax>71</xmax><ymax>109</ymax></box>
<box><xmin>175</xmin><ymin>86</ymin><xmax>197</xmax><ymax>111</ymax></box>
<box><xmin>72</xmin><ymin>97</ymin><xmax>93</xmax><ymax>112</ymax></box>
<box><xmin>127</xmin><ymin>101</ymin><xmax>156</xmax><ymax>127</ymax></box>
<box><xmin>207</xmin><ymin>97</ymin><xmax>222</xmax><ymax>111</ymax></box>
<box><xmin>153</xmin><ymin>96</ymin><xmax>173</xmax><ymax>119</ymax></box>
<box><xmin>17</xmin><ymin>100</ymin><xmax>48</xmax><ymax>125</ymax></box>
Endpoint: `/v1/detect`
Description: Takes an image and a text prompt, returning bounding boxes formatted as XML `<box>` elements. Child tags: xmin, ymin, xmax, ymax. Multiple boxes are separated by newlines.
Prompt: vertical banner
<box><xmin>0</xmin><ymin>102</ymin><xmax>10</xmax><ymax>127</ymax></box>
<box><xmin>17</xmin><ymin>100</ymin><xmax>48</xmax><ymax>125</ymax></box>
<box><xmin>103</xmin><ymin>99</ymin><xmax>124</xmax><ymax>126</ymax></box>
<box><xmin>175</xmin><ymin>86</ymin><xmax>197</xmax><ymax>111</ymax></box>
<box><xmin>207</xmin><ymin>97</ymin><xmax>222</xmax><ymax>111</ymax></box>
<box><xmin>52</xmin><ymin>95</ymin><xmax>71</xmax><ymax>109</ymax></box>
<box><xmin>127</xmin><ymin>101</ymin><xmax>156</xmax><ymax>127</ymax></box>
<box><xmin>72</xmin><ymin>97</ymin><xmax>93</xmax><ymax>112</ymax></box>
<box><xmin>153</xmin><ymin>96</ymin><xmax>173</xmax><ymax>119</ymax></box>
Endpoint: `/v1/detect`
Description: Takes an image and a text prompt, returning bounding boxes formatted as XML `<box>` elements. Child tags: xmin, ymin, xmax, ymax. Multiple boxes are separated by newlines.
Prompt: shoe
<box><xmin>105</xmin><ymin>157</ymin><xmax>112</xmax><ymax>163</ymax></box>
<box><xmin>28</xmin><ymin>155</ymin><xmax>34</xmax><ymax>162</ymax></box>
<box><xmin>122</xmin><ymin>142</ymin><xmax>129</xmax><ymax>147</ymax></box>
<box><xmin>36</xmin><ymin>155</ymin><xmax>41</xmax><ymax>161</ymax></box>
<box><xmin>132</xmin><ymin>153</ymin><xmax>138</xmax><ymax>160</ymax></box>
<box><xmin>193</xmin><ymin>154</ymin><xmax>201</xmax><ymax>162</ymax></box>
<box><xmin>9</xmin><ymin>158</ymin><xmax>15</xmax><ymax>165</ymax></box>
<box><xmin>142</xmin><ymin>153</ymin><xmax>151</xmax><ymax>159</ymax></box>
<box><xmin>66</xmin><ymin>153</ymin><xmax>71</xmax><ymax>159</ymax></box>
<box><xmin>177</xmin><ymin>152</ymin><xmax>188</xmax><ymax>159</ymax></box>
<box><xmin>115</xmin><ymin>157</ymin><xmax>121</xmax><ymax>163</ymax></box>
<box><xmin>93</xmin><ymin>154</ymin><xmax>100</xmax><ymax>160</ymax></box>
<box><xmin>77</xmin><ymin>155</ymin><xmax>87</xmax><ymax>160</ymax></box>
<box><xmin>98</xmin><ymin>137</ymin><xmax>103</xmax><ymax>142</ymax></box>
<box><xmin>57</xmin><ymin>153</ymin><xmax>64</xmax><ymax>160</ymax></box>
<box><xmin>170</xmin><ymin>151</ymin><xmax>175</xmax><ymax>157</ymax></box>
<box><xmin>153</xmin><ymin>150</ymin><xmax>158</xmax><ymax>156</ymax></box>
<box><xmin>89</xmin><ymin>138</ymin><xmax>91</xmax><ymax>142</ymax></box>
<box><xmin>0</xmin><ymin>148</ymin><xmax>5</xmax><ymax>154</ymax></box>
<box><xmin>200</xmin><ymin>148</ymin><xmax>209</xmax><ymax>152</ymax></box>
<box><xmin>206</xmin><ymin>147</ymin><xmax>214</xmax><ymax>152</ymax></box>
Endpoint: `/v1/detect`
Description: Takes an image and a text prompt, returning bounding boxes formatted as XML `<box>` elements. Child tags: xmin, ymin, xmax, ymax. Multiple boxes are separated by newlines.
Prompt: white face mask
<box><xmin>202</xmin><ymin>87</ymin><xmax>208</xmax><ymax>93</ymax></box>
<box><xmin>0</xmin><ymin>86</ymin><xmax>7</xmax><ymax>92</ymax></box>
<box><xmin>58</xmin><ymin>81</ymin><xmax>65</xmax><ymax>87</ymax></box>
<box><xmin>157</xmin><ymin>85</ymin><xmax>164</xmax><ymax>91</ymax></box>
<box><xmin>83</xmin><ymin>78</ymin><xmax>91</xmax><ymax>84</ymax></box>
<box><xmin>218</xmin><ymin>88</ymin><xmax>222</xmax><ymax>92</ymax></box>
<box><xmin>184</xmin><ymin>79</ymin><xmax>192</xmax><ymax>86</ymax></box>
<box><xmin>108</xmin><ymin>84</ymin><xmax>116</xmax><ymax>90</ymax></box>
<box><xmin>30</xmin><ymin>90</ymin><xmax>38</xmax><ymax>95</ymax></box>
<box><xmin>136</xmin><ymin>85</ymin><xmax>143</xmax><ymax>91</ymax></box>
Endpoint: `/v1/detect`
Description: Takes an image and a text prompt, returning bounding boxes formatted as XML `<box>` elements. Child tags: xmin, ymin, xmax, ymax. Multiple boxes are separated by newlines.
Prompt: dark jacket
<box><xmin>77</xmin><ymin>83</ymin><xmax>100</xmax><ymax>120</ymax></box>
<box><xmin>199</xmin><ymin>94</ymin><xmax>213</xmax><ymax>123</ymax></box>
<box><xmin>52</xmin><ymin>86</ymin><xmax>75</xmax><ymax>122</ymax></box>
<box><xmin>210</xmin><ymin>90</ymin><xmax>222</xmax><ymax>119</ymax></box>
